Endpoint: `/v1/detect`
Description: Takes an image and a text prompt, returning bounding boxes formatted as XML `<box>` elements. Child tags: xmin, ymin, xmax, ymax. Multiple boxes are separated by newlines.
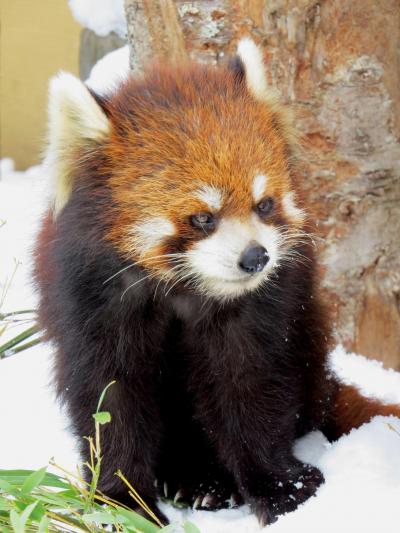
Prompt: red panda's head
<box><xmin>48</xmin><ymin>39</ymin><xmax>308</xmax><ymax>301</ymax></box>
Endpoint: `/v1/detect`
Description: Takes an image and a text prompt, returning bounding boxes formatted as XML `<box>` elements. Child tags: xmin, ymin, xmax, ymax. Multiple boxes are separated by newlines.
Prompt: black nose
<box><xmin>238</xmin><ymin>245</ymin><xmax>269</xmax><ymax>274</ymax></box>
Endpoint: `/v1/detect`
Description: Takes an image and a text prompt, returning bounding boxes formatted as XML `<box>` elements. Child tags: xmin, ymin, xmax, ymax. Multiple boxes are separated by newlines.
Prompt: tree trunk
<box><xmin>124</xmin><ymin>0</ymin><xmax>400</xmax><ymax>370</ymax></box>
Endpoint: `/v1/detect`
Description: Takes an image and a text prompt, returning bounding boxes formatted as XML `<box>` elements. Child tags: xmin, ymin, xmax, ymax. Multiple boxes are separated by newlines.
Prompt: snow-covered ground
<box><xmin>1</xmin><ymin>154</ymin><xmax>400</xmax><ymax>533</ymax></box>
<box><xmin>1</xmin><ymin>48</ymin><xmax>400</xmax><ymax>533</ymax></box>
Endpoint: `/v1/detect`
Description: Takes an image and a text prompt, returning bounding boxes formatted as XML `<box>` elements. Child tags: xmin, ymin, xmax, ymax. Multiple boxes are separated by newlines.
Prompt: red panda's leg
<box><xmin>155</xmin><ymin>379</ymin><xmax>242</xmax><ymax>510</ymax></box>
<box><xmin>195</xmin><ymin>401</ymin><xmax>323</xmax><ymax>524</ymax></box>
<box><xmin>59</xmin><ymin>363</ymin><xmax>166</xmax><ymax>521</ymax></box>
<box><xmin>186</xmin><ymin>349</ymin><xmax>324</xmax><ymax>524</ymax></box>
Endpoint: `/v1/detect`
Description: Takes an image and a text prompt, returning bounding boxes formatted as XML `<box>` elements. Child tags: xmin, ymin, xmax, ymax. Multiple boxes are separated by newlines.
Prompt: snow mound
<box><xmin>68</xmin><ymin>0</ymin><xmax>127</xmax><ymax>38</ymax></box>
<box><xmin>330</xmin><ymin>345</ymin><xmax>400</xmax><ymax>404</ymax></box>
<box><xmin>85</xmin><ymin>45</ymin><xmax>130</xmax><ymax>95</ymax></box>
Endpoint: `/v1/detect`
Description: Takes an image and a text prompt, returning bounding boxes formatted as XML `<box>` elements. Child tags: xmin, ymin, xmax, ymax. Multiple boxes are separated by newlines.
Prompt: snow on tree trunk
<box><xmin>124</xmin><ymin>0</ymin><xmax>400</xmax><ymax>370</ymax></box>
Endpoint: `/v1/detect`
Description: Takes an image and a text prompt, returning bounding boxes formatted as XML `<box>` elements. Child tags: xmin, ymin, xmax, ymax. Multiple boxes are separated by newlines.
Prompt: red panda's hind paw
<box><xmin>250</xmin><ymin>463</ymin><xmax>324</xmax><ymax>525</ymax></box>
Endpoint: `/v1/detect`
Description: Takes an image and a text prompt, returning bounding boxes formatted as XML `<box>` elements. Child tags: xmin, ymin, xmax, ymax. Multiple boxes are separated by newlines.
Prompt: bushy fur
<box><xmin>34</xmin><ymin>44</ymin><xmax>400</xmax><ymax>525</ymax></box>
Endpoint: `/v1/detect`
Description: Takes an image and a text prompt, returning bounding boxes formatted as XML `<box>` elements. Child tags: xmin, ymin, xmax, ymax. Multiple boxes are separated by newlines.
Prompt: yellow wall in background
<box><xmin>1</xmin><ymin>0</ymin><xmax>81</xmax><ymax>169</ymax></box>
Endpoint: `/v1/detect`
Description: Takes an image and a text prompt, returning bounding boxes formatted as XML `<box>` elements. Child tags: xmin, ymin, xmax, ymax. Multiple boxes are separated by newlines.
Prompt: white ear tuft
<box><xmin>237</xmin><ymin>38</ymin><xmax>299</xmax><ymax>151</ymax></box>
<box><xmin>237</xmin><ymin>38</ymin><xmax>270</xmax><ymax>101</ymax></box>
<box><xmin>46</xmin><ymin>72</ymin><xmax>110</xmax><ymax>215</ymax></box>
<box><xmin>48</xmin><ymin>71</ymin><xmax>110</xmax><ymax>142</ymax></box>
<box><xmin>237</xmin><ymin>38</ymin><xmax>282</xmax><ymax>106</ymax></box>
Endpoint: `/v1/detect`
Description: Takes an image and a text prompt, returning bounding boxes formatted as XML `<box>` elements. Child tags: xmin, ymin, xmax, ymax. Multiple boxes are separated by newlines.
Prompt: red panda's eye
<box><xmin>257</xmin><ymin>197</ymin><xmax>274</xmax><ymax>216</ymax></box>
<box><xmin>190</xmin><ymin>212</ymin><xmax>215</xmax><ymax>231</ymax></box>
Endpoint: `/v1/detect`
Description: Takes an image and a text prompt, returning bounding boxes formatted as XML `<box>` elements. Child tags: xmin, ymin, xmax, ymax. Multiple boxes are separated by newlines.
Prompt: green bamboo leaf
<box><xmin>0</xmin><ymin>522</ymin><xmax>13</xmax><ymax>533</ymax></box>
<box><xmin>10</xmin><ymin>510</ymin><xmax>23</xmax><ymax>533</ymax></box>
<box><xmin>56</xmin><ymin>487</ymin><xmax>82</xmax><ymax>500</ymax></box>
<box><xmin>0</xmin><ymin>470</ymin><xmax>69</xmax><ymax>490</ymax></box>
<box><xmin>96</xmin><ymin>381</ymin><xmax>116</xmax><ymax>413</ymax></box>
<box><xmin>0</xmin><ymin>478</ymin><xmax>15</xmax><ymax>492</ymax></box>
<box><xmin>20</xmin><ymin>467</ymin><xmax>47</xmax><ymax>495</ymax></box>
<box><xmin>27</xmin><ymin>502</ymin><xmax>45</xmax><ymax>523</ymax></box>
<box><xmin>82</xmin><ymin>511</ymin><xmax>119</xmax><ymax>525</ymax></box>
<box><xmin>19</xmin><ymin>502</ymin><xmax>38</xmax><ymax>530</ymax></box>
<box><xmin>183</xmin><ymin>522</ymin><xmax>201</xmax><ymax>533</ymax></box>
<box><xmin>92</xmin><ymin>411</ymin><xmax>111</xmax><ymax>425</ymax></box>
<box><xmin>0</xmin><ymin>501</ymin><xmax>11</xmax><ymax>511</ymax></box>
<box><xmin>37</xmin><ymin>515</ymin><xmax>50</xmax><ymax>533</ymax></box>
<box><xmin>31</xmin><ymin>493</ymin><xmax>82</xmax><ymax>510</ymax></box>
<box><xmin>115</xmin><ymin>507</ymin><xmax>160</xmax><ymax>533</ymax></box>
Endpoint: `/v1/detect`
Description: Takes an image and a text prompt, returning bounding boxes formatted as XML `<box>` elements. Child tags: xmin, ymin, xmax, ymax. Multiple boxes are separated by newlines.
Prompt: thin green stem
<box><xmin>4</xmin><ymin>336</ymin><xmax>43</xmax><ymax>356</ymax></box>
<box><xmin>0</xmin><ymin>309</ymin><xmax>36</xmax><ymax>319</ymax></box>
<box><xmin>0</xmin><ymin>325</ymin><xmax>40</xmax><ymax>358</ymax></box>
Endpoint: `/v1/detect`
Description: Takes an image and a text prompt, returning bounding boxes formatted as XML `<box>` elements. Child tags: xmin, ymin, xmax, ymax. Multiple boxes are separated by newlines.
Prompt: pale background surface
<box><xmin>1</xmin><ymin>0</ymin><xmax>81</xmax><ymax>169</ymax></box>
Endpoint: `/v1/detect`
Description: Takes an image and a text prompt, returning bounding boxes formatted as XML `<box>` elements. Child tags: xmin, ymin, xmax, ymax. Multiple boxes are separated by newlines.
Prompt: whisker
<box><xmin>120</xmin><ymin>272</ymin><xmax>155</xmax><ymax>302</ymax></box>
<box><xmin>280</xmin><ymin>250</ymin><xmax>312</xmax><ymax>265</ymax></box>
<box><xmin>153</xmin><ymin>274</ymin><xmax>167</xmax><ymax>301</ymax></box>
<box><xmin>104</xmin><ymin>253</ymin><xmax>188</xmax><ymax>285</ymax></box>
<box><xmin>164</xmin><ymin>271</ymin><xmax>195</xmax><ymax>297</ymax></box>
<box><xmin>103</xmin><ymin>263</ymin><xmax>136</xmax><ymax>285</ymax></box>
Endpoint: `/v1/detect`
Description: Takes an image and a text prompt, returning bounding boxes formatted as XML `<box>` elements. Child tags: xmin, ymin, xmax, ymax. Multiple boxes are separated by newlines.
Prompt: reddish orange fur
<box><xmin>99</xmin><ymin>62</ymin><xmax>302</xmax><ymax>273</ymax></box>
<box><xmin>331</xmin><ymin>383</ymin><xmax>400</xmax><ymax>439</ymax></box>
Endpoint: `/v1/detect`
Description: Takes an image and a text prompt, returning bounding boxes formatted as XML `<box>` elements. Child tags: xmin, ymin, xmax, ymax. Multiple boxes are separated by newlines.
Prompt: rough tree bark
<box><xmin>124</xmin><ymin>0</ymin><xmax>400</xmax><ymax>370</ymax></box>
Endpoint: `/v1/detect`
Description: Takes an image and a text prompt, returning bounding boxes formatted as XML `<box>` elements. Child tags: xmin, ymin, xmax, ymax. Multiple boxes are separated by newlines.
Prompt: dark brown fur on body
<box><xmin>34</xmin><ymin>47</ymin><xmax>400</xmax><ymax>525</ymax></box>
<box><xmin>35</xmin><ymin>187</ymin><xmax>331</xmax><ymax>524</ymax></box>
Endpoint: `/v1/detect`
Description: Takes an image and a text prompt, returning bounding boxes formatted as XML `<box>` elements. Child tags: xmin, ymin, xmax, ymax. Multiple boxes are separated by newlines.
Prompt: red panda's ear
<box><xmin>46</xmin><ymin>72</ymin><xmax>110</xmax><ymax>215</ymax></box>
<box><xmin>236</xmin><ymin>38</ymin><xmax>299</xmax><ymax>151</ymax></box>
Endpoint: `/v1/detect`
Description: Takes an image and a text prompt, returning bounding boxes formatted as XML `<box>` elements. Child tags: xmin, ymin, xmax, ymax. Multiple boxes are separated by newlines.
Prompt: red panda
<box><xmin>34</xmin><ymin>38</ymin><xmax>400</xmax><ymax>526</ymax></box>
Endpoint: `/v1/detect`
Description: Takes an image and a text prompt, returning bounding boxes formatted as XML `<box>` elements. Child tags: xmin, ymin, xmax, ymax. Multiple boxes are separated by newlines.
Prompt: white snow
<box><xmin>85</xmin><ymin>45</ymin><xmax>130</xmax><ymax>95</ymax></box>
<box><xmin>0</xmin><ymin>343</ymin><xmax>79</xmax><ymax>473</ymax></box>
<box><xmin>1</xmin><ymin>156</ymin><xmax>400</xmax><ymax>532</ymax></box>
<box><xmin>330</xmin><ymin>345</ymin><xmax>400</xmax><ymax>405</ymax></box>
<box><xmin>0</xmin><ymin>159</ymin><xmax>48</xmax><ymax>319</ymax></box>
<box><xmin>1</xmin><ymin>48</ymin><xmax>400</xmax><ymax>533</ymax></box>
<box><xmin>68</xmin><ymin>0</ymin><xmax>127</xmax><ymax>38</ymax></box>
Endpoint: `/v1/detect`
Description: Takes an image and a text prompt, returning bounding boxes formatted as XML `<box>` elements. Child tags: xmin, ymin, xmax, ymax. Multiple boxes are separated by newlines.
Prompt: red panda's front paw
<box><xmin>159</xmin><ymin>477</ymin><xmax>243</xmax><ymax>511</ymax></box>
<box><xmin>248</xmin><ymin>464</ymin><xmax>324</xmax><ymax>525</ymax></box>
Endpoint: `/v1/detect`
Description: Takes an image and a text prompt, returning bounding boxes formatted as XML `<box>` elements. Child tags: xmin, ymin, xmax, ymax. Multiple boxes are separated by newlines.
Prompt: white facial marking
<box><xmin>252</xmin><ymin>174</ymin><xmax>267</xmax><ymax>203</ymax></box>
<box><xmin>186</xmin><ymin>215</ymin><xmax>281</xmax><ymax>299</ymax></box>
<box><xmin>194</xmin><ymin>185</ymin><xmax>223</xmax><ymax>211</ymax></box>
<box><xmin>131</xmin><ymin>217</ymin><xmax>175</xmax><ymax>255</ymax></box>
<box><xmin>282</xmin><ymin>192</ymin><xmax>305</xmax><ymax>223</ymax></box>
